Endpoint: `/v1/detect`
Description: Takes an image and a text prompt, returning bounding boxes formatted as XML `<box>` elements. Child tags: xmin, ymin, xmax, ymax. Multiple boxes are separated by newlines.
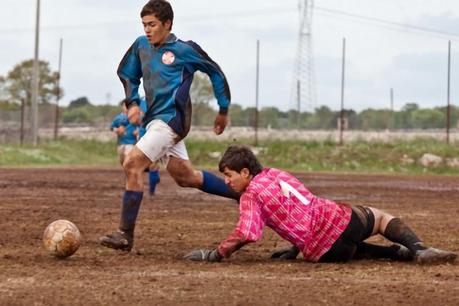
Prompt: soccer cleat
<box><xmin>414</xmin><ymin>247</ymin><xmax>457</xmax><ymax>265</ymax></box>
<box><xmin>99</xmin><ymin>230</ymin><xmax>133</xmax><ymax>251</ymax></box>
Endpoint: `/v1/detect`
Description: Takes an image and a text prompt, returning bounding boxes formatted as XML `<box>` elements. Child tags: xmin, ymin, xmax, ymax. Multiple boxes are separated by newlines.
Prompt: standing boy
<box><xmin>100</xmin><ymin>0</ymin><xmax>239</xmax><ymax>251</ymax></box>
<box><xmin>110</xmin><ymin>103</ymin><xmax>139</xmax><ymax>166</ymax></box>
<box><xmin>185</xmin><ymin>145</ymin><xmax>457</xmax><ymax>264</ymax></box>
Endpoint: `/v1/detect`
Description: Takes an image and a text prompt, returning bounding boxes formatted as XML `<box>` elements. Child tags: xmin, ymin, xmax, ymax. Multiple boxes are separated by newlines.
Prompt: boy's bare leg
<box><xmin>100</xmin><ymin>147</ymin><xmax>151</xmax><ymax>251</ymax></box>
<box><xmin>368</xmin><ymin>207</ymin><xmax>456</xmax><ymax>264</ymax></box>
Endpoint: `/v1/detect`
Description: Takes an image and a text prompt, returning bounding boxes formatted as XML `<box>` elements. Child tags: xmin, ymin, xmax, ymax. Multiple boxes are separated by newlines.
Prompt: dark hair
<box><xmin>141</xmin><ymin>0</ymin><xmax>174</xmax><ymax>29</ymax></box>
<box><xmin>219</xmin><ymin>145</ymin><xmax>263</xmax><ymax>176</ymax></box>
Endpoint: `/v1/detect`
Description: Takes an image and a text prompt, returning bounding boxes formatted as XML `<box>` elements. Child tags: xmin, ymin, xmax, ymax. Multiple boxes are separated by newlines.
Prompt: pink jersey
<box><xmin>217</xmin><ymin>168</ymin><xmax>352</xmax><ymax>262</ymax></box>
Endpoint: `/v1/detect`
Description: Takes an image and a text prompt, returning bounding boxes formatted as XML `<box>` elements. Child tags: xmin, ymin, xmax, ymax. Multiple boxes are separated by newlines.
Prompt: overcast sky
<box><xmin>1</xmin><ymin>0</ymin><xmax>459</xmax><ymax>112</ymax></box>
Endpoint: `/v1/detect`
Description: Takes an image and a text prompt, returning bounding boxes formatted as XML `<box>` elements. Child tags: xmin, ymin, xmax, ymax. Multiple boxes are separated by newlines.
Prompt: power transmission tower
<box><xmin>291</xmin><ymin>0</ymin><xmax>316</xmax><ymax>115</ymax></box>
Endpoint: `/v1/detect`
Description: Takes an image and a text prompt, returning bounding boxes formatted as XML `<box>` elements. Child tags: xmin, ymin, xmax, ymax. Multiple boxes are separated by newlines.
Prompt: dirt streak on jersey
<box><xmin>118</xmin><ymin>33</ymin><xmax>230</xmax><ymax>139</ymax></box>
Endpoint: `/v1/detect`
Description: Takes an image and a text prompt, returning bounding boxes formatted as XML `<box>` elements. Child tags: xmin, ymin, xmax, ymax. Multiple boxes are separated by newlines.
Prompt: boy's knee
<box><xmin>123</xmin><ymin>157</ymin><xmax>142</xmax><ymax>176</ymax></box>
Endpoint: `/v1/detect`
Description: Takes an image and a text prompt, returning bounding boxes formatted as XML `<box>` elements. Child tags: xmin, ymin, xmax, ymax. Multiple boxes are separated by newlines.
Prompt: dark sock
<box><xmin>120</xmin><ymin>190</ymin><xmax>143</xmax><ymax>235</ymax></box>
<box><xmin>200</xmin><ymin>171</ymin><xmax>240</xmax><ymax>201</ymax></box>
<box><xmin>149</xmin><ymin>170</ymin><xmax>160</xmax><ymax>194</ymax></box>
<box><xmin>355</xmin><ymin>242</ymin><xmax>401</xmax><ymax>260</ymax></box>
<box><xmin>383</xmin><ymin>218</ymin><xmax>426</xmax><ymax>253</ymax></box>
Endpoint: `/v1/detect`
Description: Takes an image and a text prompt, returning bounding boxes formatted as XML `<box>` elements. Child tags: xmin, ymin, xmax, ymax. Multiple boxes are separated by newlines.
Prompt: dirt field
<box><xmin>0</xmin><ymin>168</ymin><xmax>458</xmax><ymax>306</ymax></box>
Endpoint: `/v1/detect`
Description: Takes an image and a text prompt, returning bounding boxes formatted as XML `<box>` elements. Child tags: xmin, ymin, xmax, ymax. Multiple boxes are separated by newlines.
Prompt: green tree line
<box><xmin>0</xmin><ymin>59</ymin><xmax>457</xmax><ymax>130</ymax></box>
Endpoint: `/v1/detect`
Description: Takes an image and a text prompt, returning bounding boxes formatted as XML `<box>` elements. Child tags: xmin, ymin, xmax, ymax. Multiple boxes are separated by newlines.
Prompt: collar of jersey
<box><xmin>163</xmin><ymin>33</ymin><xmax>177</xmax><ymax>44</ymax></box>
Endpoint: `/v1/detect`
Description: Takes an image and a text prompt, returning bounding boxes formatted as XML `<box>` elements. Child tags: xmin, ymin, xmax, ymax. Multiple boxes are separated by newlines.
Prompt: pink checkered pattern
<box><xmin>218</xmin><ymin>168</ymin><xmax>352</xmax><ymax>262</ymax></box>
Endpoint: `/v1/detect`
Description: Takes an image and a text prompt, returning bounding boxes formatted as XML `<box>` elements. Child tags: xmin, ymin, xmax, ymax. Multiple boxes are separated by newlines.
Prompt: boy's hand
<box><xmin>183</xmin><ymin>249</ymin><xmax>222</xmax><ymax>262</ymax></box>
<box><xmin>116</xmin><ymin>126</ymin><xmax>126</xmax><ymax>135</ymax></box>
<box><xmin>213</xmin><ymin>114</ymin><xmax>228</xmax><ymax>135</ymax></box>
<box><xmin>270</xmin><ymin>245</ymin><xmax>300</xmax><ymax>260</ymax></box>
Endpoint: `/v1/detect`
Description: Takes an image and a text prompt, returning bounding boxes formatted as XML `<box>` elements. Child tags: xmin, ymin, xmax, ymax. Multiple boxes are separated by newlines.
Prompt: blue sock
<box><xmin>149</xmin><ymin>170</ymin><xmax>160</xmax><ymax>195</ymax></box>
<box><xmin>200</xmin><ymin>171</ymin><xmax>240</xmax><ymax>201</ymax></box>
<box><xmin>120</xmin><ymin>190</ymin><xmax>143</xmax><ymax>234</ymax></box>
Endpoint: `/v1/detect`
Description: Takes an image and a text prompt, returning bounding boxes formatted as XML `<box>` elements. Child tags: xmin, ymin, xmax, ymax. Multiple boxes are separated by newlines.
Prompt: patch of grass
<box><xmin>2</xmin><ymin>137</ymin><xmax>459</xmax><ymax>175</ymax></box>
<box><xmin>0</xmin><ymin>138</ymin><xmax>118</xmax><ymax>167</ymax></box>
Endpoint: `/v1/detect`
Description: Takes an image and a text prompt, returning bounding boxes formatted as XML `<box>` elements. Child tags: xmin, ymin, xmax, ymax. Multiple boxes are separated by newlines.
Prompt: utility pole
<box><xmin>390</xmin><ymin>88</ymin><xmax>394</xmax><ymax>111</ymax></box>
<box><xmin>254</xmin><ymin>39</ymin><xmax>260</xmax><ymax>146</ymax></box>
<box><xmin>31</xmin><ymin>0</ymin><xmax>41</xmax><ymax>145</ymax></box>
<box><xmin>20</xmin><ymin>98</ymin><xmax>25</xmax><ymax>144</ymax></box>
<box><xmin>54</xmin><ymin>38</ymin><xmax>63</xmax><ymax>140</ymax></box>
<box><xmin>446</xmin><ymin>40</ymin><xmax>451</xmax><ymax>144</ymax></box>
<box><xmin>339</xmin><ymin>38</ymin><xmax>346</xmax><ymax>146</ymax></box>
<box><xmin>389</xmin><ymin>87</ymin><xmax>394</xmax><ymax>130</ymax></box>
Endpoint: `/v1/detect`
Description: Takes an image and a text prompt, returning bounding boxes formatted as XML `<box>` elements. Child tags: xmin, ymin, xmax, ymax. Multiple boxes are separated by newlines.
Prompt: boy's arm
<box><xmin>184</xmin><ymin>41</ymin><xmax>231</xmax><ymax>116</ymax></box>
<box><xmin>184</xmin><ymin>192</ymin><xmax>264</xmax><ymax>262</ymax></box>
<box><xmin>117</xmin><ymin>39</ymin><xmax>142</xmax><ymax>109</ymax></box>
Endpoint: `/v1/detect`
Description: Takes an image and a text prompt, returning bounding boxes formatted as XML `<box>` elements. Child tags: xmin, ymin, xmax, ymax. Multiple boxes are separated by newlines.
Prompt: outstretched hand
<box><xmin>270</xmin><ymin>245</ymin><xmax>300</xmax><ymax>260</ymax></box>
<box><xmin>184</xmin><ymin>249</ymin><xmax>222</xmax><ymax>262</ymax></box>
<box><xmin>213</xmin><ymin>114</ymin><xmax>228</xmax><ymax>135</ymax></box>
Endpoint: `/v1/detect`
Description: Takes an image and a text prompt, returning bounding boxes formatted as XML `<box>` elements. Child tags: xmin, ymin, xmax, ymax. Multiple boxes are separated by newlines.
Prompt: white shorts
<box><xmin>136</xmin><ymin>119</ymin><xmax>189</xmax><ymax>165</ymax></box>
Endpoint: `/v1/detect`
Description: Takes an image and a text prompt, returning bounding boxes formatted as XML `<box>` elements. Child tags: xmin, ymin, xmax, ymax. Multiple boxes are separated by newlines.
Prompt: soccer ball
<box><xmin>43</xmin><ymin>220</ymin><xmax>81</xmax><ymax>258</ymax></box>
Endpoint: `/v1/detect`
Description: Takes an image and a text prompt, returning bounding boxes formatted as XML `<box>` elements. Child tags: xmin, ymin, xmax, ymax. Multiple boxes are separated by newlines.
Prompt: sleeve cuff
<box><xmin>219</xmin><ymin>107</ymin><xmax>229</xmax><ymax>115</ymax></box>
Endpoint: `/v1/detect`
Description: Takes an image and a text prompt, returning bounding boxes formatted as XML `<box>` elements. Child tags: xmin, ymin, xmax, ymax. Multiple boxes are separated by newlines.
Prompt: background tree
<box><xmin>358</xmin><ymin>109</ymin><xmax>393</xmax><ymax>130</ymax></box>
<box><xmin>68</xmin><ymin>96</ymin><xmax>93</xmax><ymax>109</ymax></box>
<box><xmin>305</xmin><ymin>105</ymin><xmax>335</xmax><ymax>129</ymax></box>
<box><xmin>5</xmin><ymin>59</ymin><xmax>61</xmax><ymax>106</ymax></box>
<box><xmin>190</xmin><ymin>72</ymin><xmax>216</xmax><ymax>126</ymax></box>
<box><xmin>411</xmin><ymin>108</ymin><xmax>444</xmax><ymax>129</ymax></box>
<box><xmin>0</xmin><ymin>76</ymin><xmax>9</xmax><ymax>104</ymax></box>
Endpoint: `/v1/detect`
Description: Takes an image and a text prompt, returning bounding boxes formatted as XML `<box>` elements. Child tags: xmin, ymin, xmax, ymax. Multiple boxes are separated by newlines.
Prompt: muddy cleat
<box><xmin>99</xmin><ymin>230</ymin><xmax>133</xmax><ymax>251</ymax></box>
<box><xmin>414</xmin><ymin>247</ymin><xmax>457</xmax><ymax>265</ymax></box>
<box><xmin>394</xmin><ymin>245</ymin><xmax>414</xmax><ymax>261</ymax></box>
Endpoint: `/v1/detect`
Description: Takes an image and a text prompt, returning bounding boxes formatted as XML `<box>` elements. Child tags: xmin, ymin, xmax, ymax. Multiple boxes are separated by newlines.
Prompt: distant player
<box><xmin>100</xmin><ymin>0</ymin><xmax>239</xmax><ymax>251</ymax></box>
<box><xmin>185</xmin><ymin>145</ymin><xmax>457</xmax><ymax>265</ymax></box>
<box><xmin>110</xmin><ymin>103</ymin><xmax>139</xmax><ymax>165</ymax></box>
<box><xmin>139</xmin><ymin>97</ymin><xmax>160</xmax><ymax>196</ymax></box>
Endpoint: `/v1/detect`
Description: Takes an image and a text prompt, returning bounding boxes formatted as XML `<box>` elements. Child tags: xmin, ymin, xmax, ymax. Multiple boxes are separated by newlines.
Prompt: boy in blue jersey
<box><xmin>100</xmin><ymin>0</ymin><xmax>239</xmax><ymax>251</ymax></box>
<box><xmin>110</xmin><ymin>103</ymin><xmax>139</xmax><ymax>165</ymax></box>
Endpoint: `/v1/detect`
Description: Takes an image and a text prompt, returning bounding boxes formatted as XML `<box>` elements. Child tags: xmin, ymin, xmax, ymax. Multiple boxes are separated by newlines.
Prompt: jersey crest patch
<box><xmin>162</xmin><ymin>51</ymin><xmax>175</xmax><ymax>65</ymax></box>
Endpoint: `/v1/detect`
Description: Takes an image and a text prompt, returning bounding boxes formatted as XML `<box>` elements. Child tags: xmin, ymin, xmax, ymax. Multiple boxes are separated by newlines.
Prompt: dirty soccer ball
<box><xmin>43</xmin><ymin>220</ymin><xmax>81</xmax><ymax>258</ymax></box>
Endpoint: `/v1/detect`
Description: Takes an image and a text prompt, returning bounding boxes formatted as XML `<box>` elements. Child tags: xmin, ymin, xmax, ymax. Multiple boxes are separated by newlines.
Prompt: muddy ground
<box><xmin>0</xmin><ymin>168</ymin><xmax>458</xmax><ymax>305</ymax></box>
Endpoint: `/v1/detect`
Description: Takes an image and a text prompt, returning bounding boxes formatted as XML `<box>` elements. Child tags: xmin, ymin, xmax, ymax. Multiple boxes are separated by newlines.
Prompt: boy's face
<box><xmin>222</xmin><ymin>167</ymin><xmax>251</xmax><ymax>193</ymax></box>
<box><xmin>142</xmin><ymin>15</ymin><xmax>171</xmax><ymax>46</ymax></box>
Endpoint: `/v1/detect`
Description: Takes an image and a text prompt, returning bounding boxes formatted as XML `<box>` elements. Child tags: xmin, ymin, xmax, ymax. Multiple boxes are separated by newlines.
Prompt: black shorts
<box><xmin>319</xmin><ymin>205</ymin><xmax>375</xmax><ymax>263</ymax></box>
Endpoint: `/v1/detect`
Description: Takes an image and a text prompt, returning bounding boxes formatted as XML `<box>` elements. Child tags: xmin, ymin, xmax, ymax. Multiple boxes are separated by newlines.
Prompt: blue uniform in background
<box><xmin>110</xmin><ymin>113</ymin><xmax>139</xmax><ymax>145</ymax></box>
<box><xmin>110</xmin><ymin>112</ymin><xmax>140</xmax><ymax>165</ymax></box>
<box><xmin>118</xmin><ymin>34</ymin><xmax>230</xmax><ymax>139</ymax></box>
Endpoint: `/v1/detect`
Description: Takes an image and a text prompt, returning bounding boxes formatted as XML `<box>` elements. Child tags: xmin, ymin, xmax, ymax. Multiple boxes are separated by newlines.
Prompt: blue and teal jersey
<box><xmin>117</xmin><ymin>33</ymin><xmax>230</xmax><ymax>139</ymax></box>
<box><xmin>110</xmin><ymin>113</ymin><xmax>138</xmax><ymax>145</ymax></box>
<box><xmin>139</xmin><ymin>98</ymin><xmax>147</xmax><ymax>139</ymax></box>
